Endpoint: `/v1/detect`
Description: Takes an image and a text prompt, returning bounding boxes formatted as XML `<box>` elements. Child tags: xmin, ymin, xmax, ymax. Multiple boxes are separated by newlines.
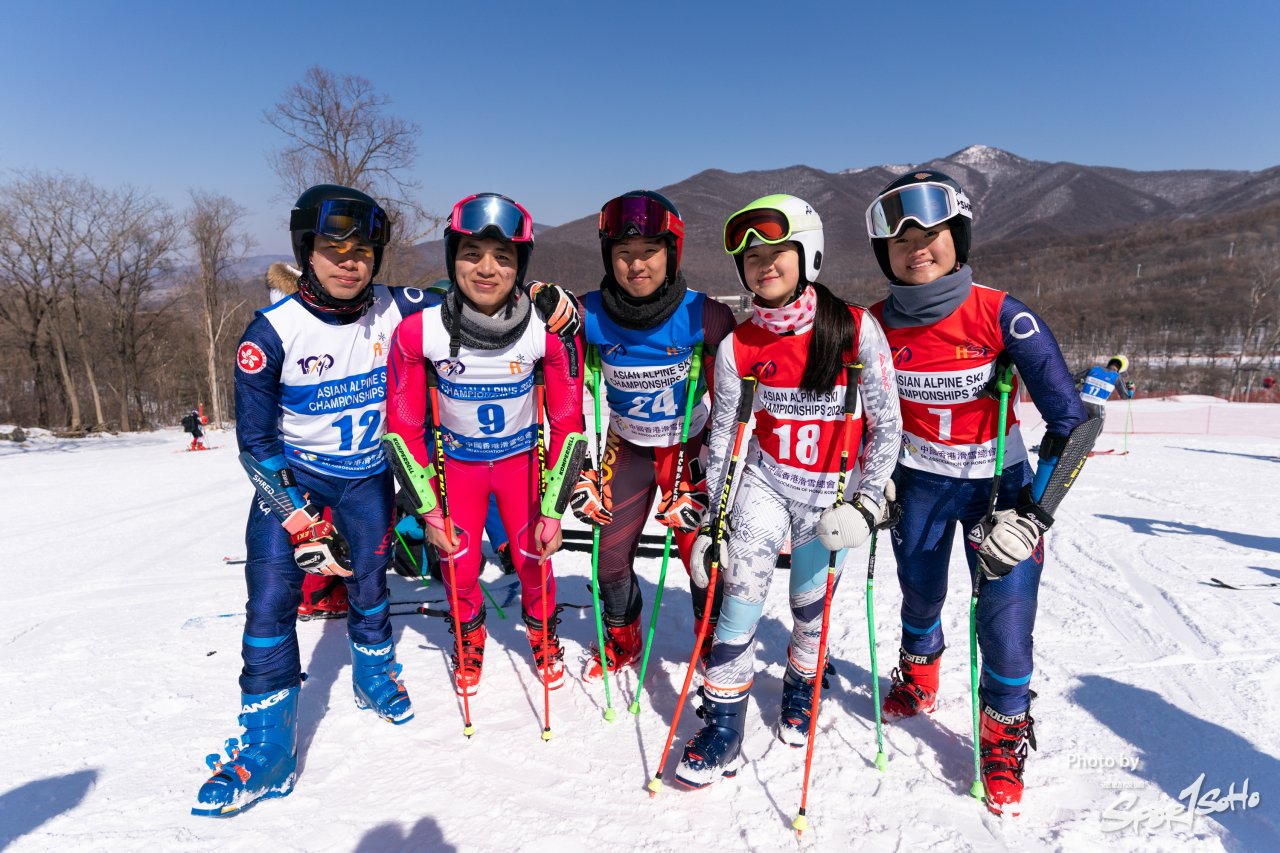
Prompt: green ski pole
<box><xmin>866</xmin><ymin>530</ymin><xmax>888</xmax><ymax>771</ymax></box>
<box><xmin>630</xmin><ymin>342</ymin><xmax>704</xmax><ymax>716</ymax></box>
<box><xmin>585</xmin><ymin>347</ymin><xmax>617</xmax><ymax>721</ymax></box>
<box><xmin>970</xmin><ymin>359</ymin><xmax>1014</xmax><ymax>800</ymax></box>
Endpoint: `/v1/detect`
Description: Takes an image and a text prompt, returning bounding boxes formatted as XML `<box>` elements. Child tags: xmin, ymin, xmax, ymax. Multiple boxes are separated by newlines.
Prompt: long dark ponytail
<box><xmin>799</xmin><ymin>282</ymin><xmax>855</xmax><ymax>395</ymax></box>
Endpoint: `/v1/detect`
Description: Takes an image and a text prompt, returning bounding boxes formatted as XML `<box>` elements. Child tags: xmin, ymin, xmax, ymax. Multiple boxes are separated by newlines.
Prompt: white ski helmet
<box><xmin>723</xmin><ymin>194</ymin><xmax>824</xmax><ymax>291</ymax></box>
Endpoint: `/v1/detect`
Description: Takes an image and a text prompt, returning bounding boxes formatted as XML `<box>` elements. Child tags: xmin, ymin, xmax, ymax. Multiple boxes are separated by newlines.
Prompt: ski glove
<box><xmin>655</xmin><ymin>486</ymin><xmax>708</xmax><ymax>532</ymax></box>
<box><xmin>968</xmin><ymin>490</ymin><xmax>1053</xmax><ymax>579</ymax></box>
<box><xmin>288</xmin><ymin>505</ymin><xmax>354</xmax><ymax>576</ymax></box>
<box><xmin>816</xmin><ymin>493</ymin><xmax>884</xmax><ymax>551</ymax></box>
<box><xmin>689</xmin><ymin>525</ymin><xmax>727</xmax><ymax>590</ymax></box>
<box><xmin>529</xmin><ymin>281</ymin><xmax>581</xmax><ymax>338</ymax></box>
<box><xmin>569</xmin><ymin>468</ymin><xmax>612</xmax><ymax>526</ymax></box>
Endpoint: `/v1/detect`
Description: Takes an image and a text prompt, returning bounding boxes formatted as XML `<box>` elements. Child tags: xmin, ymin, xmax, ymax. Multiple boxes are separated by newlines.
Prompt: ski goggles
<box><xmin>291</xmin><ymin>198</ymin><xmax>390</xmax><ymax>246</ymax></box>
<box><xmin>598</xmin><ymin>195</ymin><xmax>683</xmax><ymax>241</ymax></box>
<box><xmin>865</xmin><ymin>182</ymin><xmax>970</xmax><ymax>239</ymax></box>
<box><xmin>449</xmin><ymin>193</ymin><xmax>534</xmax><ymax>243</ymax></box>
<box><xmin>723</xmin><ymin>206</ymin><xmax>793</xmax><ymax>255</ymax></box>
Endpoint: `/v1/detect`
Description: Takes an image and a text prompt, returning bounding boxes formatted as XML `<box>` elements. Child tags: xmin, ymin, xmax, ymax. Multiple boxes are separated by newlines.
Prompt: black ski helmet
<box><xmin>598</xmin><ymin>190</ymin><xmax>685</xmax><ymax>284</ymax></box>
<box><xmin>868</xmin><ymin>169</ymin><xmax>971</xmax><ymax>281</ymax></box>
<box><xmin>289</xmin><ymin>184</ymin><xmax>389</xmax><ymax>315</ymax></box>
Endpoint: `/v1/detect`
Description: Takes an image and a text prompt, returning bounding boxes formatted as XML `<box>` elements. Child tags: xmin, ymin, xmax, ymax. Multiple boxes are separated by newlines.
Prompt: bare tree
<box><xmin>264</xmin><ymin>66</ymin><xmax>438</xmax><ymax>282</ymax></box>
<box><xmin>1230</xmin><ymin>251</ymin><xmax>1280</xmax><ymax>399</ymax></box>
<box><xmin>187</xmin><ymin>191</ymin><xmax>253</xmax><ymax>428</ymax></box>
<box><xmin>84</xmin><ymin>187</ymin><xmax>182</xmax><ymax>430</ymax></box>
<box><xmin>0</xmin><ymin>172</ymin><xmax>102</xmax><ymax>431</ymax></box>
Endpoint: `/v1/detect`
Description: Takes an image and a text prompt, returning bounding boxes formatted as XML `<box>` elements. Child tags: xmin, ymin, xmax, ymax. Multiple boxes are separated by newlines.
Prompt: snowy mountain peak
<box><xmin>951</xmin><ymin>144</ymin><xmax>1024</xmax><ymax>167</ymax></box>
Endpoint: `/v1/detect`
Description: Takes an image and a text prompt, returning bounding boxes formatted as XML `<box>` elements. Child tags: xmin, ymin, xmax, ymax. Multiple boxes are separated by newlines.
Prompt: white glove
<box><xmin>968</xmin><ymin>496</ymin><xmax>1052</xmax><ymax>580</ymax></box>
<box><xmin>816</xmin><ymin>494</ymin><xmax>883</xmax><ymax>551</ymax></box>
<box><xmin>689</xmin><ymin>526</ymin><xmax>726</xmax><ymax>589</ymax></box>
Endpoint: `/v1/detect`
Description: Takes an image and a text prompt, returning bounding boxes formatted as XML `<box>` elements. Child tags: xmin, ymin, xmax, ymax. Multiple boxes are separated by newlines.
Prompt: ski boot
<box><xmin>776</xmin><ymin>665</ymin><xmax>823</xmax><ymax>748</ymax></box>
<box><xmin>495</xmin><ymin>542</ymin><xmax>516</xmax><ymax>575</ymax></box>
<box><xmin>524</xmin><ymin>609</ymin><xmax>565</xmax><ymax>690</ymax></box>
<box><xmin>980</xmin><ymin>703</ymin><xmax>1037</xmax><ymax>817</ymax></box>
<box><xmin>192</xmin><ymin>686</ymin><xmax>299</xmax><ymax>817</ymax></box>
<box><xmin>882</xmin><ymin>648</ymin><xmax>942</xmax><ymax>722</ymax></box>
<box><xmin>297</xmin><ymin>574</ymin><xmax>349</xmax><ymax>620</ymax></box>
<box><xmin>675</xmin><ymin>687</ymin><xmax>746</xmax><ymax>789</ymax></box>
<box><xmin>583</xmin><ymin>618</ymin><xmax>642</xmax><ymax>682</ymax></box>
<box><xmin>350</xmin><ymin>638</ymin><xmax>413</xmax><ymax>724</ymax></box>
<box><xmin>449</xmin><ymin>610</ymin><xmax>487</xmax><ymax>697</ymax></box>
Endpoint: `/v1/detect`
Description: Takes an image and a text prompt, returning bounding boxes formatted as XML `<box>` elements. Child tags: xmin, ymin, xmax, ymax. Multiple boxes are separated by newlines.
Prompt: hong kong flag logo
<box><xmin>237</xmin><ymin>342</ymin><xmax>266</xmax><ymax>374</ymax></box>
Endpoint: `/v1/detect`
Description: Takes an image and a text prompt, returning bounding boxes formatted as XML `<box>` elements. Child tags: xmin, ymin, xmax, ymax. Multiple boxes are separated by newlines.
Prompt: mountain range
<box><xmin>386</xmin><ymin>144</ymin><xmax>1280</xmax><ymax>302</ymax></box>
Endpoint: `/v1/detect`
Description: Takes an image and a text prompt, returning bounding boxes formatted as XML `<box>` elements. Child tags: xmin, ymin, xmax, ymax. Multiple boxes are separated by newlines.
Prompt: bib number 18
<box><xmin>772</xmin><ymin>423</ymin><xmax>821</xmax><ymax>465</ymax></box>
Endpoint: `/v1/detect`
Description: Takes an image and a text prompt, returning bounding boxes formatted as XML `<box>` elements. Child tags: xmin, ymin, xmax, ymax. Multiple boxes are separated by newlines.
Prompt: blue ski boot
<box><xmin>351</xmin><ymin>638</ymin><xmax>414</xmax><ymax>724</ymax></box>
<box><xmin>776</xmin><ymin>667</ymin><xmax>818</xmax><ymax>748</ymax></box>
<box><xmin>674</xmin><ymin>688</ymin><xmax>746</xmax><ymax>789</ymax></box>
<box><xmin>192</xmin><ymin>686</ymin><xmax>299</xmax><ymax>817</ymax></box>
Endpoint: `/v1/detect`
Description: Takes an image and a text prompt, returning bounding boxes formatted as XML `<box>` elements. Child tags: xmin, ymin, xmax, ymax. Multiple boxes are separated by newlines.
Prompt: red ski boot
<box><xmin>524</xmin><ymin>611</ymin><xmax>565</xmax><ymax>690</ymax></box>
<box><xmin>881</xmin><ymin>648</ymin><xmax>942</xmax><ymax>721</ymax></box>
<box><xmin>583</xmin><ymin>619</ymin><xmax>642</xmax><ymax>682</ymax></box>
<box><xmin>980</xmin><ymin>704</ymin><xmax>1037</xmax><ymax>817</ymax></box>
<box><xmin>296</xmin><ymin>575</ymin><xmax>349</xmax><ymax>621</ymax></box>
<box><xmin>449</xmin><ymin>611</ymin><xmax>487</xmax><ymax>697</ymax></box>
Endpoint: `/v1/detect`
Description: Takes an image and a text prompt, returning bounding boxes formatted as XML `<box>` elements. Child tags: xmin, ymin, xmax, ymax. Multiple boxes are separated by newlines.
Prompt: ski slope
<box><xmin>2</xmin><ymin>401</ymin><xmax>1278</xmax><ymax>852</ymax></box>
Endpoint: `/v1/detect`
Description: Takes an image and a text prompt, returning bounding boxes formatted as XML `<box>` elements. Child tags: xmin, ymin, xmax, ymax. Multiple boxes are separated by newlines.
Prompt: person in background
<box><xmin>1076</xmin><ymin>355</ymin><xmax>1133</xmax><ymax>420</ymax></box>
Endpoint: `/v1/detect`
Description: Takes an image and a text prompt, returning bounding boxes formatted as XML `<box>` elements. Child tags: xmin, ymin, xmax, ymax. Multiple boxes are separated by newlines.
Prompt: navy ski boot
<box><xmin>674</xmin><ymin>689</ymin><xmax>746</xmax><ymax>789</ymax></box>
<box><xmin>192</xmin><ymin>686</ymin><xmax>299</xmax><ymax>817</ymax></box>
<box><xmin>351</xmin><ymin>638</ymin><xmax>414</xmax><ymax>724</ymax></box>
<box><xmin>776</xmin><ymin>668</ymin><xmax>816</xmax><ymax>748</ymax></box>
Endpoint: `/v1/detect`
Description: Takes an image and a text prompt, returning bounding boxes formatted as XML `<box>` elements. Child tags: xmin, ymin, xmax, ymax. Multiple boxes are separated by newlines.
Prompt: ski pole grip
<box><xmin>687</xmin><ymin>342</ymin><xmax>704</xmax><ymax>387</ymax></box>
<box><xmin>736</xmin><ymin>375</ymin><xmax>757</xmax><ymax>423</ymax></box>
<box><xmin>843</xmin><ymin>363</ymin><xmax>864</xmax><ymax>415</ymax></box>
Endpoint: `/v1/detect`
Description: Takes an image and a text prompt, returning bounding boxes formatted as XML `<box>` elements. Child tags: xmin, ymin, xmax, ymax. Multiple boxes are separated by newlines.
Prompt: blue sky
<box><xmin>3</xmin><ymin>1</ymin><xmax>1275</xmax><ymax>256</ymax></box>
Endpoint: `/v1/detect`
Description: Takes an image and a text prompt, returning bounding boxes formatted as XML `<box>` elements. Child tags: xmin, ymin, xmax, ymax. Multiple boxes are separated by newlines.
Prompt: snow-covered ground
<box><xmin>2</xmin><ymin>402</ymin><xmax>1278</xmax><ymax>852</ymax></box>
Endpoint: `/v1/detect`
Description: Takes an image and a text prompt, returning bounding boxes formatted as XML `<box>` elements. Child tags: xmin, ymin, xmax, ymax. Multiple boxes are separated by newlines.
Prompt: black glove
<box><xmin>529</xmin><ymin>281</ymin><xmax>581</xmax><ymax>337</ymax></box>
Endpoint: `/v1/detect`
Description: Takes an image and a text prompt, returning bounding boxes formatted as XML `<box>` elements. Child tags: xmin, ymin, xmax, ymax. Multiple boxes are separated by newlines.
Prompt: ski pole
<box><xmin>649</xmin><ymin>374</ymin><xmax>756</xmax><ymax>798</ymax></box>
<box><xmin>970</xmin><ymin>359</ymin><xmax>1014</xmax><ymax>800</ymax></box>
<box><xmin>534</xmin><ymin>361</ymin><xmax>553</xmax><ymax>741</ymax></box>
<box><xmin>866</xmin><ymin>530</ymin><xmax>887</xmax><ymax>772</ymax></box>
<box><xmin>426</xmin><ymin>370</ymin><xmax>475</xmax><ymax>739</ymax></box>
<box><xmin>585</xmin><ymin>348</ymin><xmax>617</xmax><ymax>721</ymax></box>
<box><xmin>631</xmin><ymin>342</ymin><xmax>704</xmax><ymax>716</ymax></box>
<box><xmin>1124</xmin><ymin>393</ymin><xmax>1133</xmax><ymax>456</ymax></box>
<box><xmin>794</xmin><ymin>363</ymin><xmax>862</xmax><ymax>838</ymax></box>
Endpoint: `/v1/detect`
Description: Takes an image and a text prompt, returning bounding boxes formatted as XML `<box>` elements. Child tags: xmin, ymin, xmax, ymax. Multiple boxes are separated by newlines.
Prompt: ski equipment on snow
<box><xmin>793</xmin><ymin>364</ymin><xmax>862</xmax><ymax>837</ymax></box>
<box><xmin>631</xmin><ymin>341</ymin><xmax>704</xmax><ymax>716</ymax></box>
<box><xmin>651</xmin><ymin>374</ymin><xmax>757</xmax><ymax>797</ymax></box>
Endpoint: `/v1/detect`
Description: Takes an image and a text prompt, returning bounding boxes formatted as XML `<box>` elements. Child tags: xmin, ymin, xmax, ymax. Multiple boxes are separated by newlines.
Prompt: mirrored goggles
<box><xmin>450</xmin><ymin>194</ymin><xmax>534</xmax><ymax>243</ymax></box>
<box><xmin>599</xmin><ymin>195</ymin><xmax>682</xmax><ymax>241</ymax></box>
<box><xmin>291</xmin><ymin>198</ymin><xmax>390</xmax><ymax>246</ymax></box>
<box><xmin>865</xmin><ymin>182</ymin><xmax>969</xmax><ymax>239</ymax></box>
<box><xmin>723</xmin><ymin>207</ymin><xmax>792</xmax><ymax>254</ymax></box>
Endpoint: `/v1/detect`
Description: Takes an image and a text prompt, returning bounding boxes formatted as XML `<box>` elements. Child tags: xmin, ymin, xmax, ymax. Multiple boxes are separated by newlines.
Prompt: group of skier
<box><xmin>193</xmin><ymin>170</ymin><xmax>1104</xmax><ymax>821</ymax></box>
